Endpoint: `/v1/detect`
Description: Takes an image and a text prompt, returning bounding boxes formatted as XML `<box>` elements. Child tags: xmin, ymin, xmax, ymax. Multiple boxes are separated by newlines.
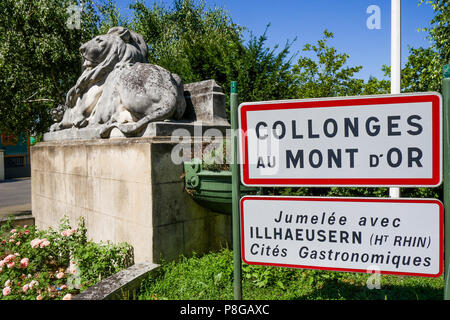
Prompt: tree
<box><xmin>130</xmin><ymin>0</ymin><xmax>244</xmax><ymax>85</ymax></box>
<box><xmin>233</xmin><ymin>26</ymin><xmax>297</xmax><ymax>103</ymax></box>
<box><xmin>291</xmin><ymin>30</ymin><xmax>389</xmax><ymax>99</ymax></box>
<box><xmin>130</xmin><ymin>0</ymin><xmax>297</xmax><ymax>112</ymax></box>
<box><xmin>97</xmin><ymin>0</ymin><xmax>131</xmax><ymax>34</ymax></box>
<box><xmin>420</xmin><ymin>0</ymin><xmax>450</xmax><ymax>63</ymax></box>
<box><xmin>402</xmin><ymin>47</ymin><xmax>441</xmax><ymax>92</ymax></box>
<box><xmin>0</xmin><ymin>0</ymin><xmax>101</xmax><ymax>136</ymax></box>
<box><xmin>400</xmin><ymin>0</ymin><xmax>449</xmax><ymax>93</ymax></box>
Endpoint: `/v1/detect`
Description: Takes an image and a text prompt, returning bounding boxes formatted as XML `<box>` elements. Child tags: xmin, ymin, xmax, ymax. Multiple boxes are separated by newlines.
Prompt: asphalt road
<box><xmin>0</xmin><ymin>178</ymin><xmax>31</xmax><ymax>218</ymax></box>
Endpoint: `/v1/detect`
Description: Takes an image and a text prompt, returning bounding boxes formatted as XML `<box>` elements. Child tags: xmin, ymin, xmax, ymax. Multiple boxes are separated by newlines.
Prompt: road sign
<box><xmin>240</xmin><ymin>196</ymin><xmax>443</xmax><ymax>277</ymax></box>
<box><xmin>238</xmin><ymin>93</ymin><xmax>442</xmax><ymax>187</ymax></box>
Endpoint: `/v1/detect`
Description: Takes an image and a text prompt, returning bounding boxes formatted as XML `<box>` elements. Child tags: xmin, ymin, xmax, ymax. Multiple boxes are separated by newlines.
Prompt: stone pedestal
<box><xmin>183</xmin><ymin>79</ymin><xmax>229</xmax><ymax>125</ymax></box>
<box><xmin>31</xmin><ymin>137</ymin><xmax>231</xmax><ymax>263</ymax></box>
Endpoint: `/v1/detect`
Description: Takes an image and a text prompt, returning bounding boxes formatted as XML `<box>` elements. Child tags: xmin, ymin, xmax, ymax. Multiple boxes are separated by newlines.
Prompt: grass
<box><xmin>136</xmin><ymin>248</ymin><xmax>444</xmax><ymax>300</ymax></box>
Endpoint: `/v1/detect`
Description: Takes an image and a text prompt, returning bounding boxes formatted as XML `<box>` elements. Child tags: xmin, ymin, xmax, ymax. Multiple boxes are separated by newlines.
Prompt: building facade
<box><xmin>0</xmin><ymin>132</ymin><xmax>31</xmax><ymax>179</ymax></box>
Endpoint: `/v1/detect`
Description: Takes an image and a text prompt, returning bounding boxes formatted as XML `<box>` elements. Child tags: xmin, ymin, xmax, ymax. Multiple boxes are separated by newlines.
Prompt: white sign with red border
<box><xmin>240</xmin><ymin>196</ymin><xmax>443</xmax><ymax>277</ymax></box>
<box><xmin>238</xmin><ymin>93</ymin><xmax>442</xmax><ymax>187</ymax></box>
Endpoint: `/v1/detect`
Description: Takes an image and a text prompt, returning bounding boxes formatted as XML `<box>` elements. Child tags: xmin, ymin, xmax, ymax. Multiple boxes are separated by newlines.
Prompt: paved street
<box><xmin>0</xmin><ymin>178</ymin><xmax>31</xmax><ymax>218</ymax></box>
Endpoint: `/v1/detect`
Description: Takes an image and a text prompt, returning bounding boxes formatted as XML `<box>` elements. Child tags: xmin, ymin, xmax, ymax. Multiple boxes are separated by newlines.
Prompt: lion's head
<box><xmin>80</xmin><ymin>26</ymin><xmax>148</xmax><ymax>70</ymax></box>
<box><xmin>65</xmin><ymin>27</ymin><xmax>148</xmax><ymax>108</ymax></box>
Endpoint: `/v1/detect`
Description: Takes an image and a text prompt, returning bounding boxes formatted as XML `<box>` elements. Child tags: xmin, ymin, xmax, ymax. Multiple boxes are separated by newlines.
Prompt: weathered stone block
<box><xmin>184</xmin><ymin>79</ymin><xmax>229</xmax><ymax>125</ymax></box>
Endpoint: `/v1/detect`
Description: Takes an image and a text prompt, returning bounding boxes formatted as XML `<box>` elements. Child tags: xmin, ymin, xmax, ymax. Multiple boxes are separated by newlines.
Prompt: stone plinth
<box><xmin>183</xmin><ymin>79</ymin><xmax>229</xmax><ymax>125</ymax></box>
<box><xmin>43</xmin><ymin>121</ymin><xmax>230</xmax><ymax>141</ymax></box>
<box><xmin>31</xmin><ymin>137</ymin><xmax>231</xmax><ymax>263</ymax></box>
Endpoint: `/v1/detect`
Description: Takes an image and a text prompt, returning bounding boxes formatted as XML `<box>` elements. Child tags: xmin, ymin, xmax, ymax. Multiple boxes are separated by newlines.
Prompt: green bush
<box><xmin>0</xmin><ymin>217</ymin><xmax>133</xmax><ymax>300</ymax></box>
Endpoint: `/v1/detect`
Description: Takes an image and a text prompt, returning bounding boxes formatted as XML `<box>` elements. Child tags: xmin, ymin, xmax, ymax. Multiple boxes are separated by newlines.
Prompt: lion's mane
<box><xmin>65</xmin><ymin>27</ymin><xmax>148</xmax><ymax>109</ymax></box>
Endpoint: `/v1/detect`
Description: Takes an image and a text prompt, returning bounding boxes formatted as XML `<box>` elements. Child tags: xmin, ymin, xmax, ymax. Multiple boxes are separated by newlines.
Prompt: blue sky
<box><xmin>115</xmin><ymin>0</ymin><xmax>435</xmax><ymax>81</ymax></box>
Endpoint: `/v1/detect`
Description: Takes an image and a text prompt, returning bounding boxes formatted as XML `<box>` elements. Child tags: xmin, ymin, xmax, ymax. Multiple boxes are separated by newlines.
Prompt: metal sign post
<box><xmin>230</xmin><ymin>81</ymin><xmax>242</xmax><ymax>300</ymax></box>
<box><xmin>390</xmin><ymin>0</ymin><xmax>401</xmax><ymax>198</ymax></box>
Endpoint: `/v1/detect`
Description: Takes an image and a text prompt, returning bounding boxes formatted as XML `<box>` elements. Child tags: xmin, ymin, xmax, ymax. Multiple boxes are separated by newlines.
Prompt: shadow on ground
<box><xmin>293</xmin><ymin>278</ymin><xmax>443</xmax><ymax>300</ymax></box>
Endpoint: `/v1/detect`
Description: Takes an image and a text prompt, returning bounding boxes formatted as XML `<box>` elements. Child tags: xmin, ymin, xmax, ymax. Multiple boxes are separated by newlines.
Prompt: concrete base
<box><xmin>31</xmin><ymin>137</ymin><xmax>231</xmax><ymax>264</ymax></box>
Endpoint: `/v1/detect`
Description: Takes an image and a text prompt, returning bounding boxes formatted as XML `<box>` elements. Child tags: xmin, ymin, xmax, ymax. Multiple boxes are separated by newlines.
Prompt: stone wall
<box><xmin>31</xmin><ymin>137</ymin><xmax>231</xmax><ymax>263</ymax></box>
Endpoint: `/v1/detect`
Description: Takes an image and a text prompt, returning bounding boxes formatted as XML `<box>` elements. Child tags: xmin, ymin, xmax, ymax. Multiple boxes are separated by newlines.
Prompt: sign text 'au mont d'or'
<box><xmin>236</xmin><ymin>92</ymin><xmax>443</xmax><ymax>277</ymax></box>
<box><xmin>238</xmin><ymin>93</ymin><xmax>442</xmax><ymax>187</ymax></box>
<box><xmin>240</xmin><ymin>197</ymin><xmax>443</xmax><ymax>277</ymax></box>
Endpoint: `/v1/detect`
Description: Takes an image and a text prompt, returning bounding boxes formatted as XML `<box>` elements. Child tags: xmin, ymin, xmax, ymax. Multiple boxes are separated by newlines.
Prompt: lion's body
<box><xmin>50</xmin><ymin>27</ymin><xmax>186</xmax><ymax>136</ymax></box>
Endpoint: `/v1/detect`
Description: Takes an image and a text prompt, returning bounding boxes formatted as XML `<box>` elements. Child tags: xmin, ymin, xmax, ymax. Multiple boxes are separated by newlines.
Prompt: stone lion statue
<box><xmin>50</xmin><ymin>27</ymin><xmax>186</xmax><ymax>137</ymax></box>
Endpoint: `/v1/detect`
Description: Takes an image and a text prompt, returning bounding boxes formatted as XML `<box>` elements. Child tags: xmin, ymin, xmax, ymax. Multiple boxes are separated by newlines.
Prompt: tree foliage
<box><xmin>130</xmin><ymin>0</ymin><xmax>297</xmax><ymax>109</ymax></box>
<box><xmin>131</xmin><ymin>0</ymin><xmax>243</xmax><ymax>85</ymax></box>
<box><xmin>291</xmin><ymin>30</ymin><xmax>390</xmax><ymax>99</ymax></box>
<box><xmin>399</xmin><ymin>0</ymin><xmax>449</xmax><ymax>93</ymax></box>
<box><xmin>292</xmin><ymin>30</ymin><xmax>363</xmax><ymax>98</ymax></box>
<box><xmin>0</xmin><ymin>0</ymin><xmax>103</xmax><ymax>136</ymax></box>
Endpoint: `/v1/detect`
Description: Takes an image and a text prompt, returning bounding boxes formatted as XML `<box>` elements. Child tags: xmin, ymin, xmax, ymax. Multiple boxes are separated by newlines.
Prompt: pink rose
<box><xmin>60</xmin><ymin>285</ymin><xmax>67</xmax><ymax>290</ymax></box>
<box><xmin>61</xmin><ymin>230</ymin><xmax>68</xmax><ymax>237</ymax></box>
<box><xmin>30</xmin><ymin>238</ymin><xmax>42</xmax><ymax>248</ymax></box>
<box><xmin>29</xmin><ymin>280</ymin><xmax>37</xmax><ymax>290</ymax></box>
<box><xmin>56</xmin><ymin>272</ymin><xmax>64</xmax><ymax>279</ymax></box>
<box><xmin>10</xmin><ymin>229</ymin><xmax>16</xmax><ymax>234</ymax></box>
<box><xmin>20</xmin><ymin>258</ymin><xmax>29</xmax><ymax>268</ymax></box>
<box><xmin>0</xmin><ymin>260</ymin><xmax>5</xmax><ymax>268</ymax></box>
<box><xmin>62</xmin><ymin>293</ymin><xmax>72</xmax><ymax>300</ymax></box>
<box><xmin>2</xmin><ymin>287</ymin><xmax>11</xmax><ymax>296</ymax></box>
<box><xmin>5</xmin><ymin>280</ymin><xmax>11</xmax><ymax>287</ymax></box>
<box><xmin>22</xmin><ymin>284</ymin><xmax>29</xmax><ymax>293</ymax></box>
<box><xmin>40</xmin><ymin>240</ymin><xmax>50</xmax><ymax>248</ymax></box>
<box><xmin>6</xmin><ymin>262</ymin><xmax>14</xmax><ymax>269</ymax></box>
<box><xmin>24</xmin><ymin>230</ymin><xmax>30</xmax><ymax>235</ymax></box>
<box><xmin>4</xmin><ymin>254</ymin><xmax>15</xmax><ymax>263</ymax></box>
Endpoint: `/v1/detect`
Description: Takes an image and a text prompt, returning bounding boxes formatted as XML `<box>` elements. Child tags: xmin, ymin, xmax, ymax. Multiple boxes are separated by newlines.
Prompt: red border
<box><xmin>239</xmin><ymin>94</ymin><xmax>442</xmax><ymax>187</ymax></box>
<box><xmin>240</xmin><ymin>196</ymin><xmax>444</xmax><ymax>278</ymax></box>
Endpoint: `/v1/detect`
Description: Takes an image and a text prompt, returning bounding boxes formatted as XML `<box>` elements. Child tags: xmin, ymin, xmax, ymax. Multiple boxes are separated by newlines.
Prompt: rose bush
<box><xmin>0</xmin><ymin>217</ymin><xmax>133</xmax><ymax>300</ymax></box>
